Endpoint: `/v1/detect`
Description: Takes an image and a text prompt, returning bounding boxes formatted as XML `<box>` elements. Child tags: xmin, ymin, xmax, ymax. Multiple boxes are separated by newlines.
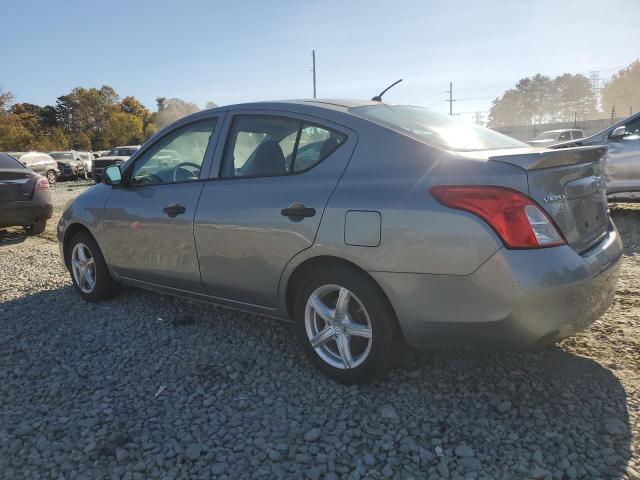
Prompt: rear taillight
<box><xmin>35</xmin><ymin>177</ymin><xmax>50</xmax><ymax>190</ymax></box>
<box><xmin>430</xmin><ymin>185</ymin><xmax>565</xmax><ymax>249</ymax></box>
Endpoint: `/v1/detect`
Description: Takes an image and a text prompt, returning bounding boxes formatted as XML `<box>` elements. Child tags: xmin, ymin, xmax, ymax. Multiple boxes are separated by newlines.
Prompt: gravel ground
<box><xmin>0</xmin><ymin>180</ymin><xmax>638</xmax><ymax>479</ymax></box>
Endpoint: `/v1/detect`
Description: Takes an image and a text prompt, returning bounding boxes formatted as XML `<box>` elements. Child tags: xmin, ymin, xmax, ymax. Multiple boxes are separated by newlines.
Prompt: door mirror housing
<box><xmin>609</xmin><ymin>125</ymin><xmax>626</xmax><ymax>140</ymax></box>
<box><xmin>103</xmin><ymin>165</ymin><xmax>122</xmax><ymax>186</ymax></box>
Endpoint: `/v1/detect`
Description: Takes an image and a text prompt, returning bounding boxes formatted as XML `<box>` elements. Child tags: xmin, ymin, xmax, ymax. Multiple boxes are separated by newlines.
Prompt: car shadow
<box><xmin>0</xmin><ymin>228</ymin><xmax>28</xmax><ymax>246</ymax></box>
<box><xmin>0</xmin><ymin>286</ymin><xmax>632</xmax><ymax>479</ymax></box>
<box><xmin>611</xmin><ymin>206</ymin><xmax>640</xmax><ymax>256</ymax></box>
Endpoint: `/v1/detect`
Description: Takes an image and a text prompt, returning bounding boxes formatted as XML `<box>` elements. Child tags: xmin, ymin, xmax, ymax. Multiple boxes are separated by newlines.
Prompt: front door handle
<box><xmin>163</xmin><ymin>203</ymin><xmax>186</xmax><ymax>217</ymax></box>
<box><xmin>281</xmin><ymin>203</ymin><xmax>316</xmax><ymax>220</ymax></box>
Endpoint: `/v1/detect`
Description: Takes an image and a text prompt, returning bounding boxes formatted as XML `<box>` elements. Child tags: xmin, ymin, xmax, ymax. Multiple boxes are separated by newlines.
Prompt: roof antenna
<box><xmin>371</xmin><ymin>79</ymin><xmax>403</xmax><ymax>102</ymax></box>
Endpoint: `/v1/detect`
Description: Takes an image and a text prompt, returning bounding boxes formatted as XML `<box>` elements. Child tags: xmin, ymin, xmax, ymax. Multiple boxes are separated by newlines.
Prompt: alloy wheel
<box><xmin>71</xmin><ymin>242</ymin><xmax>96</xmax><ymax>293</ymax></box>
<box><xmin>304</xmin><ymin>284</ymin><xmax>373</xmax><ymax>369</ymax></box>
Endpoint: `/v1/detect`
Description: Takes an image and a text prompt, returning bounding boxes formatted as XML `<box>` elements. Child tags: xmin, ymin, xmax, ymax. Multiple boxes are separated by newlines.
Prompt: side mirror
<box><xmin>103</xmin><ymin>165</ymin><xmax>122</xmax><ymax>186</ymax></box>
<box><xmin>609</xmin><ymin>126</ymin><xmax>626</xmax><ymax>140</ymax></box>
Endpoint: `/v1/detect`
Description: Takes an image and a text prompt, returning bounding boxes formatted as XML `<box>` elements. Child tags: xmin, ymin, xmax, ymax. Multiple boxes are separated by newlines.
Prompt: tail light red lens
<box><xmin>35</xmin><ymin>177</ymin><xmax>50</xmax><ymax>190</ymax></box>
<box><xmin>430</xmin><ymin>185</ymin><xmax>565</xmax><ymax>249</ymax></box>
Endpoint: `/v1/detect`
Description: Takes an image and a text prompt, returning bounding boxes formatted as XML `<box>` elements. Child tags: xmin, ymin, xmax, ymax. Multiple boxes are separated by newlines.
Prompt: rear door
<box><xmin>605</xmin><ymin>116</ymin><xmax>640</xmax><ymax>193</ymax></box>
<box><xmin>194</xmin><ymin>111</ymin><xmax>356</xmax><ymax>308</ymax></box>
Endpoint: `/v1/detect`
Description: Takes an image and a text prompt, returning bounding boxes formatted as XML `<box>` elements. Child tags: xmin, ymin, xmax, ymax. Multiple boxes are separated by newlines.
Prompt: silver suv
<box><xmin>550</xmin><ymin>112</ymin><xmax>640</xmax><ymax>200</ymax></box>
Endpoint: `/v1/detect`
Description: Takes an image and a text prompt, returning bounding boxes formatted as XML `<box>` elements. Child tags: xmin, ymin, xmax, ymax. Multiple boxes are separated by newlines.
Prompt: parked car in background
<box><xmin>528</xmin><ymin>129</ymin><xmax>584</xmax><ymax>147</ymax></box>
<box><xmin>92</xmin><ymin>146</ymin><xmax>140</xmax><ymax>183</ymax></box>
<box><xmin>550</xmin><ymin>112</ymin><xmax>640</xmax><ymax>200</ymax></box>
<box><xmin>58</xmin><ymin>100</ymin><xmax>622</xmax><ymax>383</ymax></box>
<box><xmin>6</xmin><ymin>151</ymin><xmax>59</xmax><ymax>184</ymax></box>
<box><xmin>0</xmin><ymin>152</ymin><xmax>52</xmax><ymax>234</ymax></box>
<box><xmin>49</xmin><ymin>151</ymin><xmax>89</xmax><ymax>180</ymax></box>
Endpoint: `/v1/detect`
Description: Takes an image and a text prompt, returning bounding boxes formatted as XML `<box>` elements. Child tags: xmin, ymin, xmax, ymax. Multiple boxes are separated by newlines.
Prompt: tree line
<box><xmin>488</xmin><ymin>60</ymin><xmax>640</xmax><ymax>128</ymax></box>
<box><xmin>0</xmin><ymin>86</ymin><xmax>215</xmax><ymax>152</ymax></box>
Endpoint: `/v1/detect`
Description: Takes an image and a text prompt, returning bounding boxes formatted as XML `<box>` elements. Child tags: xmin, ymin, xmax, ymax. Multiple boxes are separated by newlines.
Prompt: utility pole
<box><xmin>474</xmin><ymin>111</ymin><xmax>483</xmax><ymax>125</ymax></box>
<box><xmin>589</xmin><ymin>70</ymin><xmax>601</xmax><ymax>111</ymax></box>
<box><xmin>311</xmin><ymin>50</ymin><xmax>317</xmax><ymax>99</ymax></box>
<box><xmin>445</xmin><ymin>82</ymin><xmax>455</xmax><ymax>116</ymax></box>
<box><xmin>611</xmin><ymin>106</ymin><xmax>616</xmax><ymax>123</ymax></box>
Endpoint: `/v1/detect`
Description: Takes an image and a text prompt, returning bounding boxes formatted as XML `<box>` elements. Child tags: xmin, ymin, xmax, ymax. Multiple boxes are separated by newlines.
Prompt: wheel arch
<box><xmin>283</xmin><ymin>255</ymin><xmax>402</xmax><ymax>338</ymax></box>
<box><xmin>62</xmin><ymin>223</ymin><xmax>94</xmax><ymax>267</ymax></box>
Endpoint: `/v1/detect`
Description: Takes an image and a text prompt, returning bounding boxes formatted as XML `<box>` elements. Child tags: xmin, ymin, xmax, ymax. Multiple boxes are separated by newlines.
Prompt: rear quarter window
<box><xmin>0</xmin><ymin>153</ymin><xmax>24</xmax><ymax>169</ymax></box>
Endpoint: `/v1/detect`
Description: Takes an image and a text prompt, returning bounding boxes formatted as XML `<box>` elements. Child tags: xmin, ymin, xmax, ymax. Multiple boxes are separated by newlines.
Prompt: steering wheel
<box><xmin>136</xmin><ymin>173</ymin><xmax>162</xmax><ymax>185</ymax></box>
<box><xmin>172</xmin><ymin>162</ymin><xmax>201</xmax><ymax>182</ymax></box>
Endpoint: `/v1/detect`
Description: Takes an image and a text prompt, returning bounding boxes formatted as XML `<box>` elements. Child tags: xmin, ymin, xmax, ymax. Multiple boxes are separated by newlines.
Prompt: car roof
<box><xmin>205</xmin><ymin>98</ymin><xmax>380</xmax><ymax>114</ymax></box>
<box><xmin>541</xmin><ymin>129</ymin><xmax>582</xmax><ymax>134</ymax></box>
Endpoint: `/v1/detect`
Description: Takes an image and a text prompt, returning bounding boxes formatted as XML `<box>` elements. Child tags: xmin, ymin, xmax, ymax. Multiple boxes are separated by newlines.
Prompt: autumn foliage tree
<box><xmin>601</xmin><ymin>60</ymin><xmax>640</xmax><ymax>118</ymax></box>
<box><xmin>0</xmin><ymin>85</ymin><xmax>211</xmax><ymax>151</ymax></box>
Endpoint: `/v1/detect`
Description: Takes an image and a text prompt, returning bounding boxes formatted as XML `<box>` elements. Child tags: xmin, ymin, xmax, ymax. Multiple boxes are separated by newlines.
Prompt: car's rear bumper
<box><xmin>371</xmin><ymin>224</ymin><xmax>623</xmax><ymax>349</ymax></box>
<box><xmin>0</xmin><ymin>198</ymin><xmax>53</xmax><ymax>228</ymax></box>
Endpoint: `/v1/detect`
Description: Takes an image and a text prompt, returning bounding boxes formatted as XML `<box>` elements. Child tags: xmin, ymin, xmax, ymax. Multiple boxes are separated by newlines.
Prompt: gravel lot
<box><xmin>0</xmin><ymin>179</ymin><xmax>638</xmax><ymax>479</ymax></box>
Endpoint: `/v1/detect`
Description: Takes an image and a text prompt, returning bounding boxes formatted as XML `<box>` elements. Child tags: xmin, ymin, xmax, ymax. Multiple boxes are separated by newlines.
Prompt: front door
<box><xmin>102</xmin><ymin>117</ymin><xmax>221</xmax><ymax>292</ymax></box>
<box><xmin>606</xmin><ymin>116</ymin><xmax>640</xmax><ymax>193</ymax></box>
<box><xmin>194</xmin><ymin>112</ymin><xmax>356</xmax><ymax>308</ymax></box>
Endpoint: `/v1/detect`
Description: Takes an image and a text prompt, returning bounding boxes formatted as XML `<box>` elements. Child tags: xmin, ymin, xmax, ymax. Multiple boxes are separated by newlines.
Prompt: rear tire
<box><xmin>46</xmin><ymin>170</ymin><xmax>57</xmax><ymax>184</ymax></box>
<box><xmin>294</xmin><ymin>265</ymin><xmax>397</xmax><ymax>384</ymax></box>
<box><xmin>25</xmin><ymin>219</ymin><xmax>46</xmax><ymax>235</ymax></box>
<box><xmin>67</xmin><ymin>232</ymin><xmax>117</xmax><ymax>302</ymax></box>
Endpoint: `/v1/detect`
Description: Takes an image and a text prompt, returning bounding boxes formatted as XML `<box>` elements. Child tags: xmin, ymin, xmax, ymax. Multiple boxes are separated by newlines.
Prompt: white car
<box><xmin>528</xmin><ymin>129</ymin><xmax>584</xmax><ymax>147</ymax></box>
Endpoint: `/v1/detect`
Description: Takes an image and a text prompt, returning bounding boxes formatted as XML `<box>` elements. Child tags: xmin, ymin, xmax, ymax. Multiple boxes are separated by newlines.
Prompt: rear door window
<box><xmin>221</xmin><ymin>115</ymin><xmax>347</xmax><ymax>178</ymax></box>
<box><xmin>558</xmin><ymin>131</ymin><xmax>571</xmax><ymax>141</ymax></box>
<box><xmin>572</xmin><ymin>131</ymin><xmax>583</xmax><ymax>139</ymax></box>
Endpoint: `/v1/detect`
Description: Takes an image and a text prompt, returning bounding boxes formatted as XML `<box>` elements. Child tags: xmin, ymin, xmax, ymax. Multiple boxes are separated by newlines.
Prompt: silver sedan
<box><xmin>58</xmin><ymin>99</ymin><xmax>622</xmax><ymax>383</ymax></box>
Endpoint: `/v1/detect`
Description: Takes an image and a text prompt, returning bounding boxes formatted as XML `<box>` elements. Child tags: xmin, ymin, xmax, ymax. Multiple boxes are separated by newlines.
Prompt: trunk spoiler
<box><xmin>489</xmin><ymin>145</ymin><xmax>607</xmax><ymax>171</ymax></box>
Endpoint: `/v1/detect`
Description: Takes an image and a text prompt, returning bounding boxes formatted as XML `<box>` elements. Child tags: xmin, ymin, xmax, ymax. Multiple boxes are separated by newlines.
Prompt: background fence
<box><xmin>495</xmin><ymin>118</ymin><xmax>625</xmax><ymax>141</ymax></box>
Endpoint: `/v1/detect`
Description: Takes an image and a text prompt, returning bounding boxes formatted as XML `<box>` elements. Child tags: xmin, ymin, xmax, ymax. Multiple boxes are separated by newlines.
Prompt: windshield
<box><xmin>351</xmin><ymin>105</ymin><xmax>527</xmax><ymax>151</ymax></box>
<box><xmin>107</xmin><ymin>148</ymin><xmax>137</xmax><ymax>157</ymax></box>
<box><xmin>50</xmin><ymin>152</ymin><xmax>74</xmax><ymax>160</ymax></box>
<box><xmin>531</xmin><ymin>132</ymin><xmax>558</xmax><ymax>141</ymax></box>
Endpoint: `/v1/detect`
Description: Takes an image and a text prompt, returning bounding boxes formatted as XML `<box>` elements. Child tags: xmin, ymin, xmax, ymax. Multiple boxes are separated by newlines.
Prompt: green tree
<box><xmin>154</xmin><ymin>97</ymin><xmax>199</xmax><ymax>130</ymax></box>
<box><xmin>552</xmin><ymin>74</ymin><xmax>597</xmax><ymax>121</ymax></box>
<box><xmin>602</xmin><ymin>60</ymin><xmax>640</xmax><ymax>117</ymax></box>
<box><xmin>105</xmin><ymin>112</ymin><xmax>144</xmax><ymax>146</ymax></box>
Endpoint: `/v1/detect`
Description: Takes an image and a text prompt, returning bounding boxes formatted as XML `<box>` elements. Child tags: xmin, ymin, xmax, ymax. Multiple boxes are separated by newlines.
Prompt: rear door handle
<box><xmin>281</xmin><ymin>203</ymin><xmax>316</xmax><ymax>220</ymax></box>
<box><xmin>163</xmin><ymin>203</ymin><xmax>186</xmax><ymax>217</ymax></box>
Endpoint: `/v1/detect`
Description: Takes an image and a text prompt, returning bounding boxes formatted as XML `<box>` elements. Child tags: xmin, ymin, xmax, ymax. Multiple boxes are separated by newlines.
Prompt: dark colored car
<box><xmin>92</xmin><ymin>146</ymin><xmax>140</xmax><ymax>183</ymax></box>
<box><xmin>0</xmin><ymin>152</ymin><xmax>53</xmax><ymax>234</ymax></box>
<box><xmin>49</xmin><ymin>151</ymin><xmax>88</xmax><ymax>180</ymax></box>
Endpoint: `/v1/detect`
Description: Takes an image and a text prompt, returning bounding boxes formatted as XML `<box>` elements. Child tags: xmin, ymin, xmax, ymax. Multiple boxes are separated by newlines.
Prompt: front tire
<box><xmin>46</xmin><ymin>170</ymin><xmax>57</xmax><ymax>184</ymax></box>
<box><xmin>294</xmin><ymin>265</ymin><xmax>397</xmax><ymax>384</ymax></box>
<box><xmin>67</xmin><ymin>232</ymin><xmax>117</xmax><ymax>302</ymax></box>
<box><xmin>25</xmin><ymin>219</ymin><xmax>46</xmax><ymax>235</ymax></box>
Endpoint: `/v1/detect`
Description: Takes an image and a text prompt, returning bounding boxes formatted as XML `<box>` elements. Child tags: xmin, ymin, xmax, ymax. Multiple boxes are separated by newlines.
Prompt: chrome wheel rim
<box><xmin>47</xmin><ymin>171</ymin><xmax>56</xmax><ymax>183</ymax></box>
<box><xmin>71</xmin><ymin>243</ymin><xmax>96</xmax><ymax>294</ymax></box>
<box><xmin>305</xmin><ymin>284</ymin><xmax>373</xmax><ymax>369</ymax></box>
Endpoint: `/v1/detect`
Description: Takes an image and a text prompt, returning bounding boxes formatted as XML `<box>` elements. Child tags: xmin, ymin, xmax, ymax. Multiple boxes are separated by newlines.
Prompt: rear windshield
<box><xmin>50</xmin><ymin>152</ymin><xmax>74</xmax><ymax>160</ymax></box>
<box><xmin>351</xmin><ymin>105</ymin><xmax>527</xmax><ymax>151</ymax></box>
<box><xmin>0</xmin><ymin>152</ymin><xmax>24</xmax><ymax>169</ymax></box>
<box><xmin>107</xmin><ymin>148</ymin><xmax>137</xmax><ymax>157</ymax></box>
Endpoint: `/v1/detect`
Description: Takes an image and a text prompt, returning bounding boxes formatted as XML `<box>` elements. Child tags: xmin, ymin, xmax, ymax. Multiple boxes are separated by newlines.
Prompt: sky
<box><xmin>2</xmin><ymin>0</ymin><xmax>639</xmax><ymax>123</ymax></box>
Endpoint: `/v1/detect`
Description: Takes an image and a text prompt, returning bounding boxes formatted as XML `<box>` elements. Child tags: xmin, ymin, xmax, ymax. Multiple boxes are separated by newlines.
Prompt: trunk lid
<box><xmin>488</xmin><ymin>146</ymin><xmax>609</xmax><ymax>252</ymax></box>
<box><xmin>0</xmin><ymin>168</ymin><xmax>37</xmax><ymax>203</ymax></box>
